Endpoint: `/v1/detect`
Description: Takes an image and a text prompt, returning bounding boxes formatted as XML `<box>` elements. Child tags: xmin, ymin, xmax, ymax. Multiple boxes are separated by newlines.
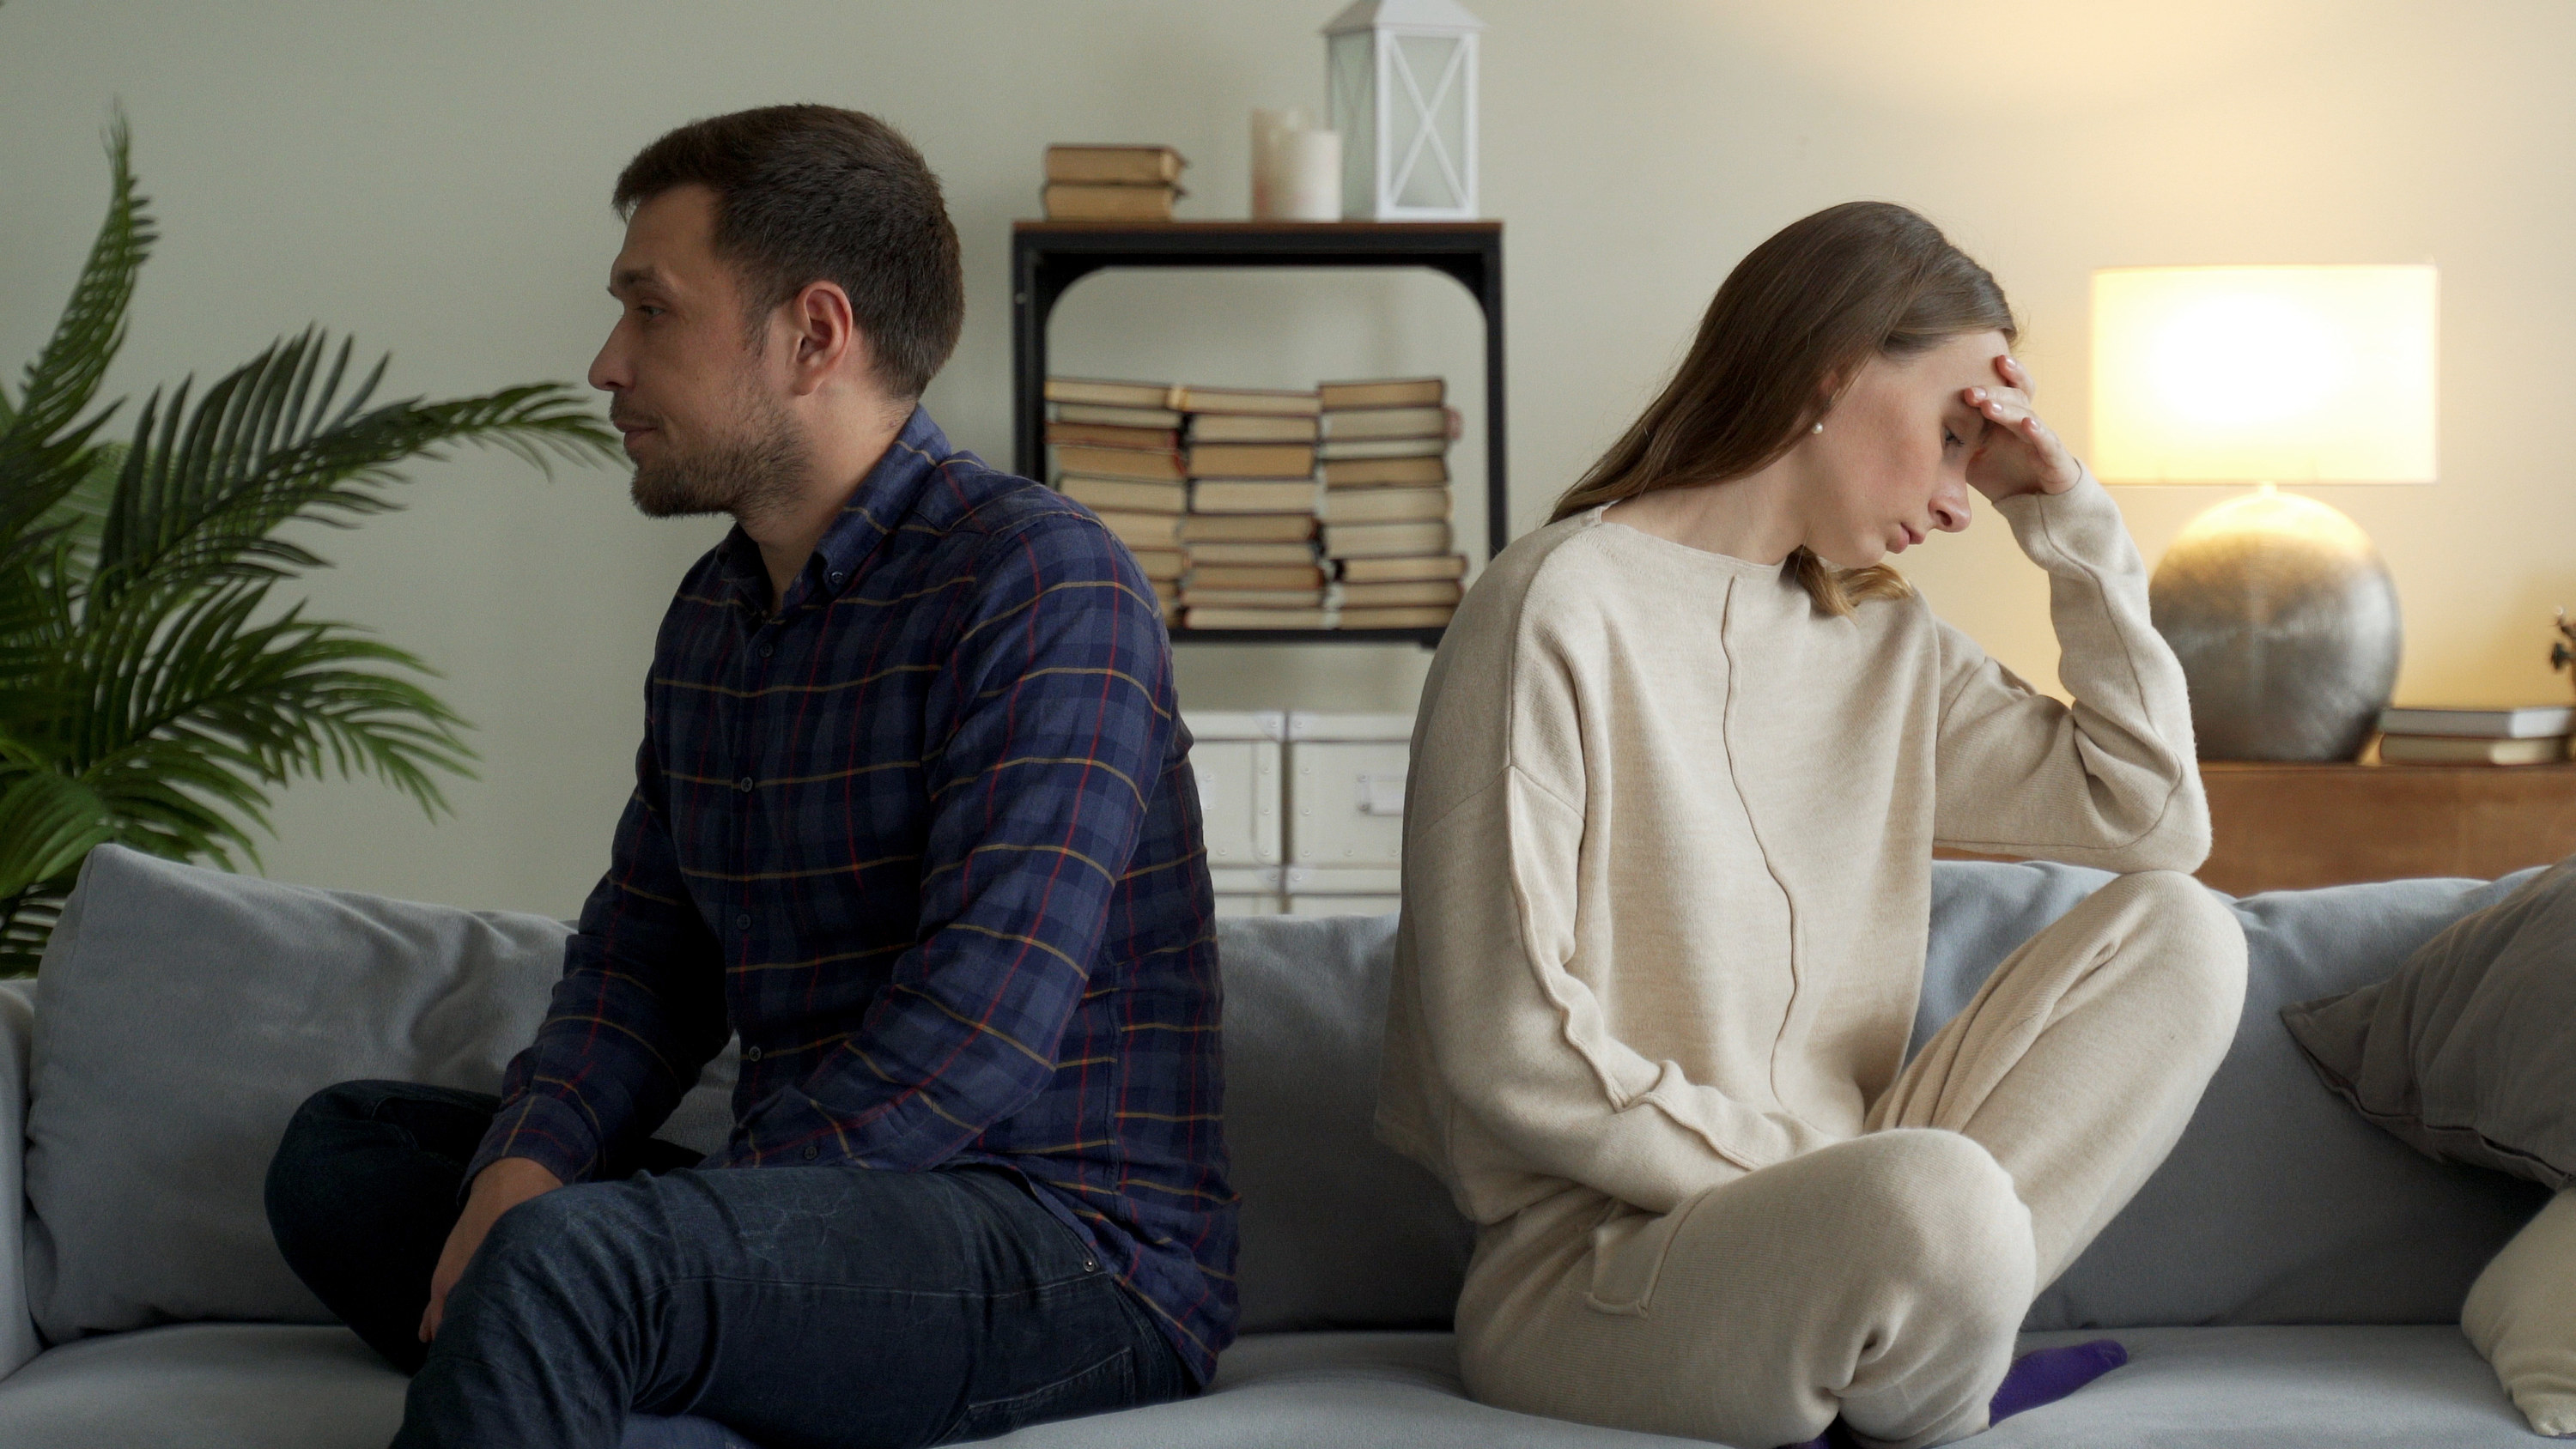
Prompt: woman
<box><xmin>1376</xmin><ymin>201</ymin><xmax>2249</xmax><ymax>1449</ymax></box>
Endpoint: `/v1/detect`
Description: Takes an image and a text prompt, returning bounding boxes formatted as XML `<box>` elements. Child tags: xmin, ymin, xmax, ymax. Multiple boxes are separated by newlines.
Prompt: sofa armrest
<box><xmin>0</xmin><ymin>981</ymin><xmax>36</xmax><ymax>1380</ymax></box>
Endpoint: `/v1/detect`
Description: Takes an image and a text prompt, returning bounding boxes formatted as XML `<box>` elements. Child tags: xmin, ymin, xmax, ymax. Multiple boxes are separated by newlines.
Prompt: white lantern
<box><xmin>1321</xmin><ymin>0</ymin><xmax>1483</xmax><ymax>221</ymax></box>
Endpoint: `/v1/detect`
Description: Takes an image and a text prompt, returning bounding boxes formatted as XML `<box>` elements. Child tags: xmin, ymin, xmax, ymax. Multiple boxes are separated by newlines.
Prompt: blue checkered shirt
<box><xmin>468</xmin><ymin>407</ymin><xmax>1236</xmax><ymax>1380</ymax></box>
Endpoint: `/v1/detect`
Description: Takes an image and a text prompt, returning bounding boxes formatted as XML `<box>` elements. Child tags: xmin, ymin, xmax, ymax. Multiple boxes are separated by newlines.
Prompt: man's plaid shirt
<box><xmin>467</xmin><ymin>407</ymin><xmax>1236</xmax><ymax>1380</ymax></box>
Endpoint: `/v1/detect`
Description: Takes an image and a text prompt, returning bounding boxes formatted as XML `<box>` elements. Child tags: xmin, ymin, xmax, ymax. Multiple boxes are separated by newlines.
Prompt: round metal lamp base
<box><xmin>2147</xmin><ymin>488</ymin><xmax>2402</xmax><ymax>762</ymax></box>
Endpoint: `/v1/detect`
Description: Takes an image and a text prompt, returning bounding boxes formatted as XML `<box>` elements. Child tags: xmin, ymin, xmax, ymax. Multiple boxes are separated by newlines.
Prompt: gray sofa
<box><xmin>0</xmin><ymin>845</ymin><xmax>2558</xmax><ymax>1447</ymax></box>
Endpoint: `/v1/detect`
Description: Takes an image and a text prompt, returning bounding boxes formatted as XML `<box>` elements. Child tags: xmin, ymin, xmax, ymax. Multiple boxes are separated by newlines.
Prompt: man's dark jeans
<box><xmin>265</xmin><ymin>1080</ymin><xmax>1191</xmax><ymax>1449</ymax></box>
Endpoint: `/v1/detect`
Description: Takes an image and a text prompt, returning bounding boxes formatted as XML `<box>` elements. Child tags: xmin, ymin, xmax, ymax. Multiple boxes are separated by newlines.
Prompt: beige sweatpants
<box><xmin>1454</xmin><ymin>870</ymin><xmax>2249</xmax><ymax>1449</ymax></box>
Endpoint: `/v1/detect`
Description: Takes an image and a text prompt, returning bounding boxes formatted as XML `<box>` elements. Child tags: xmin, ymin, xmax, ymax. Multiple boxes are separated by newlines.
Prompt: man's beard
<box><xmin>627</xmin><ymin>381</ymin><xmax>803</xmax><ymax>521</ymax></box>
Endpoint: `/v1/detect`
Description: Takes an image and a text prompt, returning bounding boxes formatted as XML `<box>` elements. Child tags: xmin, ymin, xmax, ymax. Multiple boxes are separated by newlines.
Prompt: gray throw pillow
<box><xmin>23</xmin><ymin>846</ymin><xmax>736</xmax><ymax>1344</ymax></box>
<box><xmin>2281</xmin><ymin>852</ymin><xmax>2576</xmax><ymax>1191</ymax></box>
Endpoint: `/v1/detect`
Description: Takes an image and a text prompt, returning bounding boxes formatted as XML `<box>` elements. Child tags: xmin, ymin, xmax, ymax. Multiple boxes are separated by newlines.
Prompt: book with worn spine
<box><xmin>1321</xmin><ymin>487</ymin><xmax>1449</xmax><ymax>524</ymax></box>
<box><xmin>1044</xmin><ymin>377</ymin><xmax>1175</xmax><ymax>409</ymax></box>
<box><xmin>1047</xmin><ymin>421</ymin><xmax>1178</xmax><ymax>450</ymax></box>
<box><xmin>1052</xmin><ymin>444</ymin><xmax>1184</xmax><ymax>482</ymax></box>
<box><xmin>1319</xmin><ymin>377</ymin><xmax>1445</xmax><ymax>409</ymax></box>
<box><xmin>1185</xmin><ymin>443</ymin><xmax>1318</xmax><ymax>479</ymax></box>
<box><xmin>1324</xmin><ymin>520</ymin><xmax>1451</xmax><ymax>559</ymax></box>
<box><xmin>1056</xmin><ymin>476</ymin><xmax>1185</xmax><ymax>516</ymax></box>
<box><xmin>1338</xmin><ymin>553</ymin><xmax>1468</xmax><ymax>584</ymax></box>
<box><xmin>1185</xmin><ymin>563</ymin><xmax>1327</xmax><ymax>591</ymax></box>
<box><xmin>1042</xmin><ymin>184</ymin><xmax>1180</xmax><ymax>221</ymax></box>
<box><xmin>2375</xmin><ymin>705</ymin><xmax>2576</xmax><ymax>738</ymax></box>
<box><xmin>1044</xmin><ymin>145</ymin><xmax>1187</xmax><ymax>185</ymax></box>
<box><xmin>1192</xmin><ymin>480</ymin><xmax>1321</xmax><ymax>514</ymax></box>
<box><xmin>2377</xmin><ymin>733</ymin><xmax>2573</xmax><ymax>765</ymax></box>
<box><xmin>1324</xmin><ymin>455</ymin><xmax>1449</xmax><ymax>489</ymax></box>
<box><xmin>1187</xmin><ymin>413</ymin><xmax>1320</xmax><ymax>443</ymax></box>
<box><xmin>1334</xmin><ymin>579</ymin><xmax>1463</xmax><ymax>608</ymax></box>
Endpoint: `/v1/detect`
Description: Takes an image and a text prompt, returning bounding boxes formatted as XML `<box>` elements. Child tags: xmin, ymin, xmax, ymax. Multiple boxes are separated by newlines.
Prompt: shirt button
<box><xmin>744</xmin><ymin>1046</ymin><xmax>763</xmax><ymax>1063</ymax></box>
<box><xmin>735</xmin><ymin>912</ymin><xmax>751</xmax><ymax>931</ymax></box>
<box><xmin>735</xmin><ymin>776</ymin><xmax>754</xmax><ymax>792</ymax></box>
<box><xmin>801</xmin><ymin>1145</ymin><xmax>819</xmax><ymax>1161</ymax></box>
<box><xmin>759</xmin><ymin>644</ymin><xmax>774</xmax><ymax>658</ymax></box>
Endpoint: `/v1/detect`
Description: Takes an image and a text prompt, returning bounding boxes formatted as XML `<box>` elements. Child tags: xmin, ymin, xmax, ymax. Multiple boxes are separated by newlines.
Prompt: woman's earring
<box><xmin>1810</xmin><ymin>421</ymin><xmax>1825</xmax><ymax>434</ymax></box>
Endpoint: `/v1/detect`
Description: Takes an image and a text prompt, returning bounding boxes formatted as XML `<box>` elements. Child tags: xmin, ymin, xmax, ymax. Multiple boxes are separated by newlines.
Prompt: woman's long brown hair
<box><xmin>1553</xmin><ymin>202</ymin><xmax>2018</xmax><ymax>616</ymax></box>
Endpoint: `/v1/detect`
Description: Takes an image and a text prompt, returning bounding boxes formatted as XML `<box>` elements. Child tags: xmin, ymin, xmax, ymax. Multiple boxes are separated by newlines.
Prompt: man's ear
<box><xmin>782</xmin><ymin>280</ymin><xmax>872</xmax><ymax>398</ymax></box>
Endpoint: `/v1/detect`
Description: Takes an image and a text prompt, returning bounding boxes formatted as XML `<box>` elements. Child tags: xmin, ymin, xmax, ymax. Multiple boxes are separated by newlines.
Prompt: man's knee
<box><xmin>267</xmin><ymin>1080</ymin><xmax>409</xmax><ymax>1248</ymax></box>
<box><xmin>465</xmin><ymin>1180</ymin><xmax>655</xmax><ymax>1311</ymax></box>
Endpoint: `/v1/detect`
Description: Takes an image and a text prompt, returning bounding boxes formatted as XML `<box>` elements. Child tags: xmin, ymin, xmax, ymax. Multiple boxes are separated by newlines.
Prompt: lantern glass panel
<box><xmin>1327</xmin><ymin>31</ymin><xmax>1376</xmax><ymax>214</ymax></box>
<box><xmin>1391</xmin><ymin>33</ymin><xmax>1468</xmax><ymax>209</ymax></box>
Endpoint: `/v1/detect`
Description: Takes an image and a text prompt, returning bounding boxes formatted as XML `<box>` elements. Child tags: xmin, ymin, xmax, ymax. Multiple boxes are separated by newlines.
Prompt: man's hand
<box><xmin>1963</xmin><ymin>355</ymin><xmax>2082</xmax><ymax>502</ymax></box>
<box><xmin>419</xmin><ymin>1156</ymin><xmax>563</xmax><ymax>1343</ymax></box>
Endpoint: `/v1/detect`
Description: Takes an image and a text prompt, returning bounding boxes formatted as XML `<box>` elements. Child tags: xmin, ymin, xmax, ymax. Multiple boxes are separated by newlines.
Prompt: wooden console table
<box><xmin>2196</xmin><ymin>761</ymin><xmax>2576</xmax><ymax>894</ymax></box>
<box><xmin>1938</xmin><ymin>762</ymin><xmax>2576</xmax><ymax>894</ymax></box>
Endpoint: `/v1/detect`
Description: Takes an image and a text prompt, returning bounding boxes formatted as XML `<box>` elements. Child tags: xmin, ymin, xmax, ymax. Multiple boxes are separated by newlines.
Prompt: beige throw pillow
<box><xmin>2463</xmin><ymin>1186</ymin><xmax>2576</xmax><ymax>1438</ymax></box>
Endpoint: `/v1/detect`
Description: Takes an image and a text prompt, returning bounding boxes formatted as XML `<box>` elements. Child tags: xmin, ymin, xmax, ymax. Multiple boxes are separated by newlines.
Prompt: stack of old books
<box><xmin>1316</xmin><ymin>377</ymin><xmax>1467</xmax><ymax>629</ymax></box>
<box><xmin>2374</xmin><ymin>704</ymin><xmax>2576</xmax><ymax>764</ymax></box>
<box><xmin>1041</xmin><ymin>145</ymin><xmax>1187</xmax><ymax>222</ymax></box>
<box><xmin>1171</xmin><ymin>384</ymin><xmax>1326</xmax><ymax>630</ymax></box>
<box><xmin>1042</xmin><ymin>377</ymin><xmax>1188</xmax><ymax>613</ymax></box>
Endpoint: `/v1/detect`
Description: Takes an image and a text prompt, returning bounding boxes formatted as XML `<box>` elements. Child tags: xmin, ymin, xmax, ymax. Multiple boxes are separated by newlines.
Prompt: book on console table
<box><xmin>2378</xmin><ymin>733</ymin><xmax>2575</xmax><ymax>766</ymax></box>
<box><xmin>2377</xmin><ymin>705</ymin><xmax>2576</xmax><ymax>738</ymax></box>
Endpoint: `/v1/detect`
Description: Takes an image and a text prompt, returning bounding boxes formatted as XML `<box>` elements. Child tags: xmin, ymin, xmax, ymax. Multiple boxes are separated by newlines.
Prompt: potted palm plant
<box><xmin>0</xmin><ymin>118</ymin><xmax>620</xmax><ymax>971</ymax></box>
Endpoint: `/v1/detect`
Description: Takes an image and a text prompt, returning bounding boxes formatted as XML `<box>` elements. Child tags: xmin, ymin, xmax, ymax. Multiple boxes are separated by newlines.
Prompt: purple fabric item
<box><xmin>1775</xmin><ymin>1338</ymin><xmax>2129</xmax><ymax>1447</ymax></box>
<box><xmin>1990</xmin><ymin>1338</ymin><xmax>2129</xmax><ymax>1422</ymax></box>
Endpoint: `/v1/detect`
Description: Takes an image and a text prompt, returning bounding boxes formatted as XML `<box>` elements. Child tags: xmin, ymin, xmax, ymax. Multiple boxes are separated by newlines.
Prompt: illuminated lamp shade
<box><xmin>2091</xmin><ymin>264</ymin><xmax>2438</xmax><ymax>761</ymax></box>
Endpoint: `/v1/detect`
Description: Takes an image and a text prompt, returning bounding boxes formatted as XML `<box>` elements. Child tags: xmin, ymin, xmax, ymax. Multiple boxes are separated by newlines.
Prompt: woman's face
<box><xmin>1801</xmin><ymin>330</ymin><xmax>2009</xmax><ymax>568</ymax></box>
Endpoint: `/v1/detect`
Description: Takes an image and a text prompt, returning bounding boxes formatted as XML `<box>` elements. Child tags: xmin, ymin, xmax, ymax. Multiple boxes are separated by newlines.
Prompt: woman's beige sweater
<box><xmin>1376</xmin><ymin>472</ymin><xmax>2211</xmax><ymax>1226</ymax></box>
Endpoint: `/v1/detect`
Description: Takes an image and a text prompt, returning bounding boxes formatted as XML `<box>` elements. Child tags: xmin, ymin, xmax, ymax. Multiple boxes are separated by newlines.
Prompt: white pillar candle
<box><xmin>1273</xmin><ymin>129</ymin><xmax>1342</xmax><ymax>221</ymax></box>
<box><xmin>1250</xmin><ymin>106</ymin><xmax>1312</xmax><ymax>220</ymax></box>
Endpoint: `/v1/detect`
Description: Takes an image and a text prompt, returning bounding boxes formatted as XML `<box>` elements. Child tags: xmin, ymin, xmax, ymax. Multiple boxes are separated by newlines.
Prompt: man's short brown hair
<box><xmin>615</xmin><ymin>105</ymin><xmax>964</xmax><ymax>401</ymax></box>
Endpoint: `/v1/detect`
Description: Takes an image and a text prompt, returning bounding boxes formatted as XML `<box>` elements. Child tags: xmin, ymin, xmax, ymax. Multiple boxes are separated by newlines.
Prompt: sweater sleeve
<box><xmin>1386</xmin><ymin>627</ymin><xmax>1844</xmax><ymax>1221</ymax></box>
<box><xmin>1931</xmin><ymin>468</ymin><xmax>2210</xmax><ymax>872</ymax></box>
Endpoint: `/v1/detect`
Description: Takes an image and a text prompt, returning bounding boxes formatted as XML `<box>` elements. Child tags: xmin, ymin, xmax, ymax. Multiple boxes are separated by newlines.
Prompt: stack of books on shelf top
<box><xmin>1317</xmin><ymin>377</ymin><xmax>1466</xmax><ymax>630</ymax></box>
<box><xmin>1042</xmin><ymin>145</ymin><xmax>1187</xmax><ymax>222</ymax></box>
<box><xmin>2374</xmin><ymin>705</ymin><xmax>2576</xmax><ymax>765</ymax></box>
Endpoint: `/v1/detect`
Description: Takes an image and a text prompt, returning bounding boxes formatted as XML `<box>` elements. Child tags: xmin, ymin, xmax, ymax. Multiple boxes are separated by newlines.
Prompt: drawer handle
<box><xmin>1356</xmin><ymin>773</ymin><xmax>1408</xmax><ymax>816</ymax></box>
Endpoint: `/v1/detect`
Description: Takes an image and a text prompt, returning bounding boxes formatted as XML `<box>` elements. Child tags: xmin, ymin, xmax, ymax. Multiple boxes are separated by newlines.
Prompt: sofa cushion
<box><xmin>21</xmin><ymin>846</ymin><xmax>737</xmax><ymax>1343</ymax></box>
<box><xmin>1214</xmin><ymin>913</ymin><xmax>1473</xmax><ymax>1332</ymax></box>
<box><xmin>2279</xmin><ymin>853</ymin><xmax>2576</xmax><ymax>1190</ymax></box>
<box><xmin>0</xmin><ymin>1323</ymin><xmax>2536</xmax><ymax>1449</ymax></box>
<box><xmin>1921</xmin><ymin>862</ymin><xmax>2553</xmax><ymax>1331</ymax></box>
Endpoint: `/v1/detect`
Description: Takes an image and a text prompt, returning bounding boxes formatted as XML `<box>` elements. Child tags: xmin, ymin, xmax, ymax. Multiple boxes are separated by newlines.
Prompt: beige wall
<box><xmin>4</xmin><ymin>1</ymin><xmax>2571</xmax><ymax>917</ymax></box>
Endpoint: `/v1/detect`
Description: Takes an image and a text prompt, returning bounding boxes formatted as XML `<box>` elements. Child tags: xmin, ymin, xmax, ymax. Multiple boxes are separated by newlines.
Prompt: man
<box><xmin>266</xmin><ymin>105</ymin><xmax>1232</xmax><ymax>1448</ymax></box>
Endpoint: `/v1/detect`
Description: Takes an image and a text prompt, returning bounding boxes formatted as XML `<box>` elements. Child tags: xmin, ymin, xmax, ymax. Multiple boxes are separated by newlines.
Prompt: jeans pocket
<box><xmin>939</xmin><ymin>1346</ymin><xmax>1135</xmax><ymax>1446</ymax></box>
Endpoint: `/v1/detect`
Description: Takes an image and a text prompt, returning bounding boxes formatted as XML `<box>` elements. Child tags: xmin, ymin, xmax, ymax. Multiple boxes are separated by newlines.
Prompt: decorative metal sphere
<box><xmin>2147</xmin><ymin>488</ymin><xmax>2402</xmax><ymax>762</ymax></box>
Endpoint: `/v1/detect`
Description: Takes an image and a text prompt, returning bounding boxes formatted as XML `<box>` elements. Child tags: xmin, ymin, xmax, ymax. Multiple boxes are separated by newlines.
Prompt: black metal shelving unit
<box><xmin>1010</xmin><ymin>220</ymin><xmax>1505</xmax><ymax>648</ymax></box>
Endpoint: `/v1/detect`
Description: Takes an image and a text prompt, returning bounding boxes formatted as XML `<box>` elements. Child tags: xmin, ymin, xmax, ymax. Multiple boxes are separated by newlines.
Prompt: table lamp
<box><xmin>2091</xmin><ymin>264</ymin><xmax>2439</xmax><ymax>761</ymax></box>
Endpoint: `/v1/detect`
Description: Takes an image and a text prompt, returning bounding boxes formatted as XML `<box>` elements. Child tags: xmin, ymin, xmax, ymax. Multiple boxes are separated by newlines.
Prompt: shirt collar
<box><xmin>713</xmin><ymin>404</ymin><xmax>956</xmax><ymax>611</ymax></box>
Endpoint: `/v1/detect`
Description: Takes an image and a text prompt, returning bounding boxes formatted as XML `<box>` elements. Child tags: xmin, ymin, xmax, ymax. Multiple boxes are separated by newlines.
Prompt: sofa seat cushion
<box><xmin>0</xmin><ymin>1323</ymin><xmax>402</xmax><ymax>1448</ymax></box>
<box><xmin>989</xmin><ymin>1327</ymin><xmax>2541</xmax><ymax>1448</ymax></box>
<box><xmin>0</xmin><ymin>1325</ymin><xmax>2534</xmax><ymax>1448</ymax></box>
<box><xmin>1995</xmin><ymin>1326</ymin><xmax>2539</xmax><ymax>1448</ymax></box>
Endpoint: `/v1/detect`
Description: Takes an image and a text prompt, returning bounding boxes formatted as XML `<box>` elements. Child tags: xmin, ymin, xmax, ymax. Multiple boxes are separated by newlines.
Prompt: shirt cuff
<box><xmin>461</xmin><ymin>1093</ymin><xmax>600</xmax><ymax>1201</ymax></box>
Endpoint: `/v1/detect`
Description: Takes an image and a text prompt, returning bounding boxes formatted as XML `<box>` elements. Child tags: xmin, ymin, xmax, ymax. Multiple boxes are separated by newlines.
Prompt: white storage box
<box><xmin>1285</xmin><ymin>712</ymin><xmax>1413</xmax><ymax>871</ymax></box>
<box><xmin>1185</xmin><ymin>712</ymin><xmax>1289</xmax><ymax>913</ymax></box>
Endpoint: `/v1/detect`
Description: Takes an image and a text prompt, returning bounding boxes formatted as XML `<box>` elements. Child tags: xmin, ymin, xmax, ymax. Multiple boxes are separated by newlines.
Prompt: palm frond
<box><xmin>46</xmin><ymin>576</ymin><xmax>475</xmax><ymax>857</ymax></box>
<box><xmin>0</xmin><ymin>770</ymin><xmax>115</xmax><ymax>900</ymax></box>
<box><xmin>0</xmin><ymin>890</ymin><xmax>66</xmax><ymax>979</ymax></box>
<box><xmin>90</xmin><ymin>332</ymin><xmax>617</xmax><ymax>609</ymax></box>
<box><xmin>0</xmin><ymin>112</ymin><xmax>151</xmax><ymax>548</ymax></box>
